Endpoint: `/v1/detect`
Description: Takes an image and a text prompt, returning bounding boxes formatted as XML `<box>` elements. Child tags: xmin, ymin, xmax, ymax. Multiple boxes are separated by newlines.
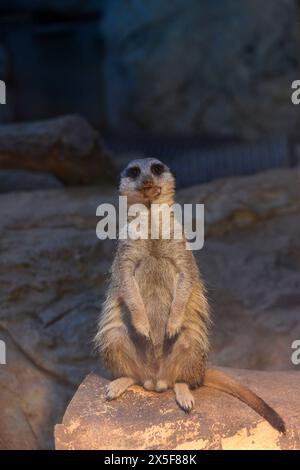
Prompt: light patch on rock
<box><xmin>221</xmin><ymin>421</ymin><xmax>281</xmax><ymax>450</ymax></box>
<box><xmin>175</xmin><ymin>438</ymin><xmax>209</xmax><ymax>450</ymax></box>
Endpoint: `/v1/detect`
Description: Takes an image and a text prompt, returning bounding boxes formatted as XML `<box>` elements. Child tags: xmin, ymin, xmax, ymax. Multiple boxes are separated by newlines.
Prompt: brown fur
<box><xmin>95</xmin><ymin>158</ymin><xmax>285</xmax><ymax>433</ymax></box>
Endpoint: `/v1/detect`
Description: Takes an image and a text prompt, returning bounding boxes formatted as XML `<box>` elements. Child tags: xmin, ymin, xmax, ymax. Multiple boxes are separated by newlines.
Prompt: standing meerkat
<box><xmin>95</xmin><ymin>158</ymin><xmax>285</xmax><ymax>433</ymax></box>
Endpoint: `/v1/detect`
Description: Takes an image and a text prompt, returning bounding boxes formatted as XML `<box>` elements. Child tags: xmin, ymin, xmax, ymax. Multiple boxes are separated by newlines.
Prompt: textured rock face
<box><xmin>0</xmin><ymin>187</ymin><xmax>115</xmax><ymax>449</ymax></box>
<box><xmin>0</xmin><ymin>169</ymin><xmax>63</xmax><ymax>193</ymax></box>
<box><xmin>102</xmin><ymin>0</ymin><xmax>299</xmax><ymax>138</ymax></box>
<box><xmin>1</xmin><ymin>167</ymin><xmax>300</xmax><ymax>448</ymax></box>
<box><xmin>0</xmin><ymin>115</ymin><xmax>116</xmax><ymax>185</ymax></box>
<box><xmin>178</xmin><ymin>168</ymin><xmax>300</xmax><ymax>370</ymax></box>
<box><xmin>55</xmin><ymin>368</ymin><xmax>300</xmax><ymax>450</ymax></box>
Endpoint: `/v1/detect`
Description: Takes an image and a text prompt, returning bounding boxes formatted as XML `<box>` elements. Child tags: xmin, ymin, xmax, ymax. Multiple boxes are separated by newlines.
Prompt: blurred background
<box><xmin>0</xmin><ymin>0</ymin><xmax>300</xmax><ymax>450</ymax></box>
<box><xmin>1</xmin><ymin>0</ymin><xmax>300</xmax><ymax>185</ymax></box>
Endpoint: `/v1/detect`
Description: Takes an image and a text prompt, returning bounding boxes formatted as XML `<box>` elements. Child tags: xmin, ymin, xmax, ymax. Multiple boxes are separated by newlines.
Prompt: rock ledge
<box><xmin>55</xmin><ymin>367</ymin><xmax>300</xmax><ymax>450</ymax></box>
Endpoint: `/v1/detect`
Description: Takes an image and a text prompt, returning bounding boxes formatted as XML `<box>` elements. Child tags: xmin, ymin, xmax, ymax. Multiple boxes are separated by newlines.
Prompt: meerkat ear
<box><xmin>117</xmin><ymin>171</ymin><xmax>125</xmax><ymax>190</ymax></box>
<box><xmin>117</xmin><ymin>167</ymin><xmax>127</xmax><ymax>188</ymax></box>
<box><xmin>170</xmin><ymin>167</ymin><xmax>176</xmax><ymax>180</ymax></box>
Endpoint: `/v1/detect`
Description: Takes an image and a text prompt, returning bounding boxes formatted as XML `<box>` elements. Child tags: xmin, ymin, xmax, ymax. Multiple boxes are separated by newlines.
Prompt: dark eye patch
<box><xmin>151</xmin><ymin>163</ymin><xmax>165</xmax><ymax>176</ymax></box>
<box><xmin>126</xmin><ymin>166</ymin><xmax>141</xmax><ymax>178</ymax></box>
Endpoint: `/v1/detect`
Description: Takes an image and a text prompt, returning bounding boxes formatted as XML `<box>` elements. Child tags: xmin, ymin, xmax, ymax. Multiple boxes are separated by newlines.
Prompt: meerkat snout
<box><xmin>141</xmin><ymin>178</ymin><xmax>154</xmax><ymax>188</ymax></box>
<box><xmin>140</xmin><ymin>176</ymin><xmax>157</xmax><ymax>198</ymax></box>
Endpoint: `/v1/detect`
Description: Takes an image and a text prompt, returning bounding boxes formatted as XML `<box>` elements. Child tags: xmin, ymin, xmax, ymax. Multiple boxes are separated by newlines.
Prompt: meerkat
<box><xmin>95</xmin><ymin>158</ymin><xmax>285</xmax><ymax>433</ymax></box>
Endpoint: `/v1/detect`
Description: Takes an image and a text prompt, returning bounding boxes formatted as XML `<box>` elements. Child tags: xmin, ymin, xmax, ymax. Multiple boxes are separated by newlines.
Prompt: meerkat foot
<box><xmin>105</xmin><ymin>377</ymin><xmax>135</xmax><ymax>401</ymax></box>
<box><xmin>143</xmin><ymin>379</ymin><xmax>155</xmax><ymax>391</ymax></box>
<box><xmin>174</xmin><ymin>383</ymin><xmax>195</xmax><ymax>413</ymax></box>
<box><xmin>155</xmin><ymin>379</ymin><xmax>168</xmax><ymax>392</ymax></box>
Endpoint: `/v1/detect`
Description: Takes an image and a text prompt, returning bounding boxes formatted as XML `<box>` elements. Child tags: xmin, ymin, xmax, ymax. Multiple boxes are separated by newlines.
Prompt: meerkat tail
<box><xmin>203</xmin><ymin>368</ymin><xmax>286</xmax><ymax>434</ymax></box>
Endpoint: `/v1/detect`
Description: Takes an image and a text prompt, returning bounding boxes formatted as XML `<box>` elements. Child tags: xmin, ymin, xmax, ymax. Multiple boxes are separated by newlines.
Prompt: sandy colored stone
<box><xmin>55</xmin><ymin>367</ymin><xmax>300</xmax><ymax>450</ymax></box>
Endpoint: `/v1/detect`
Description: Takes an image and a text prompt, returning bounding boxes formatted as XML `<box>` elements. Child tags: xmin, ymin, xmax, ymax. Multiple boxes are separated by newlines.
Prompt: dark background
<box><xmin>0</xmin><ymin>0</ymin><xmax>300</xmax><ymax>187</ymax></box>
<box><xmin>0</xmin><ymin>0</ymin><xmax>298</xmax><ymax>136</ymax></box>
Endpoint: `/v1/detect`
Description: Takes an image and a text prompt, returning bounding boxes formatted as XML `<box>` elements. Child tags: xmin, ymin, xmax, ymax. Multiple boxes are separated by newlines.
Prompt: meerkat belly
<box><xmin>134</xmin><ymin>256</ymin><xmax>177</xmax><ymax>344</ymax></box>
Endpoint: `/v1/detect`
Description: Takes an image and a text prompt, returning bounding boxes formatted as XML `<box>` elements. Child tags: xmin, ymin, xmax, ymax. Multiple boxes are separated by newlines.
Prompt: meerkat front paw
<box><xmin>166</xmin><ymin>318</ymin><xmax>182</xmax><ymax>338</ymax></box>
<box><xmin>133</xmin><ymin>318</ymin><xmax>151</xmax><ymax>339</ymax></box>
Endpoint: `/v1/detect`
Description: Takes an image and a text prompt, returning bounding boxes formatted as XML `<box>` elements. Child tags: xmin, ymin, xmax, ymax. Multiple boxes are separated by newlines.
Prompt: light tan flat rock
<box><xmin>55</xmin><ymin>367</ymin><xmax>300</xmax><ymax>450</ymax></box>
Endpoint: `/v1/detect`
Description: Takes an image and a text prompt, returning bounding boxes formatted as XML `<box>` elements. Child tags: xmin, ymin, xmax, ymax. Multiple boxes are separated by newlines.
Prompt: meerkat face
<box><xmin>119</xmin><ymin>158</ymin><xmax>175</xmax><ymax>204</ymax></box>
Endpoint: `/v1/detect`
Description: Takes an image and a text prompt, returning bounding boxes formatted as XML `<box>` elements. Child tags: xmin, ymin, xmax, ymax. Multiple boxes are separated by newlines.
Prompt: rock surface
<box><xmin>0</xmin><ymin>186</ymin><xmax>115</xmax><ymax>449</ymax></box>
<box><xmin>1</xmin><ymin>167</ymin><xmax>300</xmax><ymax>449</ymax></box>
<box><xmin>0</xmin><ymin>169</ymin><xmax>63</xmax><ymax>193</ymax></box>
<box><xmin>179</xmin><ymin>167</ymin><xmax>300</xmax><ymax>370</ymax></box>
<box><xmin>0</xmin><ymin>115</ymin><xmax>116</xmax><ymax>185</ymax></box>
<box><xmin>55</xmin><ymin>368</ymin><xmax>300</xmax><ymax>450</ymax></box>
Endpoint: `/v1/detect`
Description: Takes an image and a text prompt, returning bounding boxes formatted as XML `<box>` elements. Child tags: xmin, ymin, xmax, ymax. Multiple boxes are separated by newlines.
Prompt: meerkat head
<box><xmin>119</xmin><ymin>158</ymin><xmax>175</xmax><ymax>205</ymax></box>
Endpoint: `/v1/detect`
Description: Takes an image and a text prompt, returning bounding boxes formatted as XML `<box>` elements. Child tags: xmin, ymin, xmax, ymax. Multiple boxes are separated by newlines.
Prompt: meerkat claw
<box><xmin>166</xmin><ymin>320</ymin><xmax>181</xmax><ymax>339</ymax></box>
<box><xmin>134</xmin><ymin>322</ymin><xmax>151</xmax><ymax>339</ymax></box>
<box><xmin>174</xmin><ymin>383</ymin><xmax>195</xmax><ymax>413</ymax></box>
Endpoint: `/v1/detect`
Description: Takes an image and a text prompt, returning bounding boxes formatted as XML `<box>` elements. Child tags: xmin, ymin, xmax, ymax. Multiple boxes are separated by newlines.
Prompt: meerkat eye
<box><xmin>126</xmin><ymin>166</ymin><xmax>141</xmax><ymax>178</ymax></box>
<box><xmin>151</xmin><ymin>163</ymin><xmax>165</xmax><ymax>176</ymax></box>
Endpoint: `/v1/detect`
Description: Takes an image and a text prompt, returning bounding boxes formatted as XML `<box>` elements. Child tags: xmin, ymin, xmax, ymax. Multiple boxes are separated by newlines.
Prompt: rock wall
<box><xmin>0</xmin><ymin>186</ymin><xmax>119</xmax><ymax>448</ymax></box>
<box><xmin>179</xmin><ymin>168</ymin><xmax>300</xmax><ymax>369</ymax></box>
<box><xmin>0</xmin><ymin>115</ymin><xmax>116</xmax><ymax>185</ymax></box>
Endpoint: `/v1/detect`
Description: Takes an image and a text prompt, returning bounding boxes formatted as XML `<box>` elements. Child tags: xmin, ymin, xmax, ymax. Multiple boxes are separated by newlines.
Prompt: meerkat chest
<box><xmin>134</xmin><ymin>254</ymin><xmax>177</xmax><ymax>337</ymax></box>
<box><xmin>134</xmin><ymin>252</ymin><xmax>177</xmax><ymax>305</ymax></box>
<box><xmin>134</xmin><ymin>240</ymin><xmax>179</xmax><ymax>289</ymax></box>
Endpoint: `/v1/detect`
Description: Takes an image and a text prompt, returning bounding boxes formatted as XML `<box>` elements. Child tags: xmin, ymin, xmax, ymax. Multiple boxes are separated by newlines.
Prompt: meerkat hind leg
<box><xmin>156</xmin><ymin>379</ymin><xmax>168</xmax><ymax>392</ymax></box>
<box><xmin>143</xmin><ymin>379</ymin><xmax>155</xmax><ymax>391</ymax></box>
<box><xmin>105</xmin><ymin>377</ymin><xmax>136</xmax><ymax>401</ymax></box>
<box><xmin>174</xmin><ymin>383</ymin><xmax>195</xmax><ymax>413</ymax></box>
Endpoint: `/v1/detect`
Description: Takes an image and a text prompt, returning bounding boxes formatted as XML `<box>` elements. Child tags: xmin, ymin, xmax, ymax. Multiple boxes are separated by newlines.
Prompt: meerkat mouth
<box><xmin>142</xmin><ymin>186</ymin><xmax>161</xmax><ymax>198</ymax></box>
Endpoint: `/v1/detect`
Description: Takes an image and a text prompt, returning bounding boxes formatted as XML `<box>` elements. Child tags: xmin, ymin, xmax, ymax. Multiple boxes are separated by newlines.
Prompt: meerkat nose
<box><xmin>142</xmin><ymin>178</ymin><xmax>154</xmax><ymax>188</ymax></box>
